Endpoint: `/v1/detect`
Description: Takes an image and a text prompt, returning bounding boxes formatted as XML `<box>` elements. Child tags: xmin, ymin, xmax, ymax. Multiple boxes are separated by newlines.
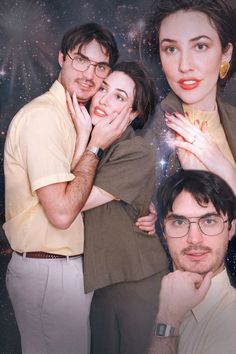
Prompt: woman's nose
<box><xmin>179</xmin><ymin>50</ymin><xmax>193</xmax><ymax>73</ymax></box>
<box><xmin>99</xmin><ymin>94</ymin><xmax>109</xmax><ymax>105</ymax></box>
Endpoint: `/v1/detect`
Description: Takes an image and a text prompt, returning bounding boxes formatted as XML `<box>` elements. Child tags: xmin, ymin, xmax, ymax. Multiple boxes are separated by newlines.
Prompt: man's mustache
<box><xmin>181</xmin><ymin>245</ymin><xmax>212</xmax><ymax>254</ymax></box>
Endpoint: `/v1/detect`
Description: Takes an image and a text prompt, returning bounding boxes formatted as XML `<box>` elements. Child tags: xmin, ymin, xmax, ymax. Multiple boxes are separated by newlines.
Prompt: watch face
<box><xmin>154</xmin><ymin>323</ymin><xmax>178</xmax><ymax>337</ymax></box>
<box><xmin>97</xmin><ymin>148</ymin><xmax>104</xmax><ymax>159</ymax></box>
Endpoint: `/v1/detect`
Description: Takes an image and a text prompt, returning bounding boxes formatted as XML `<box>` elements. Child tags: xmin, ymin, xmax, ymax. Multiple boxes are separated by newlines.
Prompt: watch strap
<box><xmin>86</xmin><ymin>146</ymin><xmax>104</xmax><ymax>160</ymax></box>
<box><xmin>153</xmin><ymin>323</ymin><xmax>178</xmax><ymax>337</ymax></box>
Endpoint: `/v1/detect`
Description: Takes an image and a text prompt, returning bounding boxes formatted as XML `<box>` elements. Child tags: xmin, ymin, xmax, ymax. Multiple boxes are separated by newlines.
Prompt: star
<box><xmin>159</xmin><ymin>159</ymin><xmax>166</xmax><ymax>167</ymax></box>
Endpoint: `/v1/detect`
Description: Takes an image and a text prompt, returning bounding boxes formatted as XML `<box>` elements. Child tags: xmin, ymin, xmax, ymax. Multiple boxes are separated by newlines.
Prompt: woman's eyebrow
<box><xmin>160</xmin><ymin>35</ymin><xmax>211</xmax><ymax>45</ymax></box>
<box><xmin>190</xmin><ymin>35</ymin><xmax>212</xmax><ymax>42</ymax></box>
<box><xmin>115</xmin><ymin>88</ymin><xmax>128</xmax><ymax>98</ymax></box>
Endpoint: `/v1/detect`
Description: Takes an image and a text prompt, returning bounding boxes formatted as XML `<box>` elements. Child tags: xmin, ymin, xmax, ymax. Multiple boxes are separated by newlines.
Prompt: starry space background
<box><xmin>0</xmin><ymin>0</ymin><xmax>236</xmax><ymax>352</ymax></box>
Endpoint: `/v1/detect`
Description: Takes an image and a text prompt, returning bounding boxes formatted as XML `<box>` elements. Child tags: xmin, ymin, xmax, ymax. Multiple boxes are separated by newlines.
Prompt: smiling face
<box><xmin>58</xmin><ymin>39</ymin><xmax>110</xmax><ymax>104</ymax></box>
<box><xmin>159</xmin><ymin>10</ymin><xmax>233</xmax><ymax>111</ymax></box>
<box><xmin>89</xmin><ymin>71</ymin><xmax>137</xmax><ymax>125</ymax></box>
<box><xmin>165</xmin><ymin>190</ymin><xmax>235</xmax><ymax>276</ymax></box>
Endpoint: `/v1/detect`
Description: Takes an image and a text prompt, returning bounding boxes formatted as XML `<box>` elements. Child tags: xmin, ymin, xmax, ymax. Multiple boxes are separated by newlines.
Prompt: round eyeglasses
<box><xmin>67</xmin><ymin>53</ymin><xmax>111</xmax><ymax>79</ymax></box>
<box><xmin>164</xmin><ymin>214</ymin><xmax>228</xmax><ymax>238</ymax></box>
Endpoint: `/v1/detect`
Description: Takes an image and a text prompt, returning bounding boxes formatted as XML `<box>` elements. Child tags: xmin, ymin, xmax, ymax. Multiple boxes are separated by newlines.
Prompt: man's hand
<box><xmin>157</xmin><ymin>270</ymin><xmax>213</xmax><ymax>327</ymax></box>
<box><xmin>136</xmin><ymin>202</ymin><xmax>157</xmax><ymax>235</ymax></box>
<box><xmin>89</xmin><ymin>106</ymin><xmax>131</xmax><ymax>149</ymax></box>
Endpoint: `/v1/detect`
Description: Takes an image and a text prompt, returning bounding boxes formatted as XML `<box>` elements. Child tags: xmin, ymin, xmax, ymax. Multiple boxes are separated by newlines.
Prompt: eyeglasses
<box><xmin>67</xmin><ymin>52</ymin><xmax>111</xmax><ymax>79</ymax></box>
<box><xmin>164</xmin><ymin>214</ymin><xmax>228</xmax><ymax>238</ymax></box>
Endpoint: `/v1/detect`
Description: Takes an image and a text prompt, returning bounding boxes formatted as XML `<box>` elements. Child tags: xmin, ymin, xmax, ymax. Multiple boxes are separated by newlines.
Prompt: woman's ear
<box><xmin>129</xmin><ymin>110</ymin><xmax>139</xmax><ymax>122</ymax></box>
<box><xmin>222</xmin><ymin>42</ymin><xmax>233</xmax><ymax>63</ymax></box>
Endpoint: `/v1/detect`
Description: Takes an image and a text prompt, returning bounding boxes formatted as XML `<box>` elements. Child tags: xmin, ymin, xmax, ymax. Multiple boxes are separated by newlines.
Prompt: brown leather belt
<box><xmin>15</xmin><ymin>251</ymin><xmax>81</xmax><ymax>259</ymax></box>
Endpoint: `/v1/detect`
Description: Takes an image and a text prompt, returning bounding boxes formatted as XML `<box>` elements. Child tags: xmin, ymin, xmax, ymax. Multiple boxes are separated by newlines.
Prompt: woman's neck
<box><xmin>184</xmin><ymin>102</ymin><xmax>217</xmax><ymax>112</ymax></box>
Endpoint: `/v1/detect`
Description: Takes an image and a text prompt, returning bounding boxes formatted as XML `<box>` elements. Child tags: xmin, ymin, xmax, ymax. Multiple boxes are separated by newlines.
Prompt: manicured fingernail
<box><xmin>165</xmin><ymin>119</ymin><xmax>171</xmax><ymax>125</ymax></box>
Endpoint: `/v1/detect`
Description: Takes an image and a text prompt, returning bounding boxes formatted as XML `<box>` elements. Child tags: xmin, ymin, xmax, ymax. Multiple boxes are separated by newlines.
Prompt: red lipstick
<box><xmin>178</xmin><ymin>78</ymin><xmax>201</xmax><ymax>90</ymax></box>
<box><xmin>93</xmin><ymin>106</ymin><xmax>107</xmax><ymax>117</ymax></box>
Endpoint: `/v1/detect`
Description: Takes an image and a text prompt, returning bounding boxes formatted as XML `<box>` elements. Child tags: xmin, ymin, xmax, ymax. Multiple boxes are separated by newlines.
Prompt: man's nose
<box><xmin>186</xmin><ymin>222</ymin><xmax>204</xmax><ymax>244</ymax></box>
<box><xmin>83</xmin><ymin>63</ymin><xmax>96</xmax><ymax>80</ymax></box>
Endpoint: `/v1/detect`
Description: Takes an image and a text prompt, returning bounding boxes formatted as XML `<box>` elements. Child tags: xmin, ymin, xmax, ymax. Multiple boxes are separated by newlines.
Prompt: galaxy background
<box><xmin>0</xmin><ymin>0</ymin><xmax>236</xmax><ymax>352</ymax></box>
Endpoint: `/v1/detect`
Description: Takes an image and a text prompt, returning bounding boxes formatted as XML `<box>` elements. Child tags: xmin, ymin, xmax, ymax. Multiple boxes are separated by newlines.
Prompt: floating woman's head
<box><xmin>144</xmin><ymin>0</ymin><xmax>236</xmax><ymax>109</ymax></box>
<box><xmin>89</xmin><ymin>61</ymin><xmax>157</xmax><ymax>129</ymax></box>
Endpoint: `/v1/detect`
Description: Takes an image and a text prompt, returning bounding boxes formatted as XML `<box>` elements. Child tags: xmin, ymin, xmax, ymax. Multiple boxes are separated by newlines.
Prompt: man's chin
<box><xmin>180</xmin><ymin>262</ymin><xmax>212</xmax><ymax>275</ymax></box>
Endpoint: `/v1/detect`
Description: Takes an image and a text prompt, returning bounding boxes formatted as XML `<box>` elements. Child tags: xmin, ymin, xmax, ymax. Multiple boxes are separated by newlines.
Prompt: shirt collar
<box><xmin>49</xmin><ymin>80</ymin><xmax>68</xmax><ymax>111</ymax></box>
<box><xmin>191</xmin><ymin>269</ymin><xmax>231</xmax><ymax>322</ymax></box>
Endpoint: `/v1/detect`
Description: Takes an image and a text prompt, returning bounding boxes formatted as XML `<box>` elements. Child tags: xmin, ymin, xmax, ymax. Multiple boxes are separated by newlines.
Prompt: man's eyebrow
<box><xmin>166</xmin><ymin>214</ymin><xmax>187</xmax><ymax>219</ymax></box>
<box><xmin>166</xmin><ymin>212</ymin><xmax>220</xmax><ymax>219</ymax></box>
<box><xmin>160</xmin><ymin>35</ymin><xmax>211</xmax><ymax>45</ymax></box>
<box><xmin>75</xmin><ymin>51</ymin><xmax>109</xmax><ymax>65</ymax></box>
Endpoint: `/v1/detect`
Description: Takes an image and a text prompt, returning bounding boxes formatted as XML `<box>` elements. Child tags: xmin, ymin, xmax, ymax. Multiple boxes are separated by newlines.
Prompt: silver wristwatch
<box><xmin>86</xmin><ymin>146</ymin><xmax>104</xmax><ymax>160</ymax></box>
<box><xmin>153</xmin><ymin>323</ymin><xmax>178</xmax><ymax>337</ymax></box>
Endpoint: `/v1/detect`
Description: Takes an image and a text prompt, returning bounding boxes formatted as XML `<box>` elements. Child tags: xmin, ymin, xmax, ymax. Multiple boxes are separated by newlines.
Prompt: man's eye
<box><xmin>97</xmin><ymin>64</ymin><xmax>106</xmax><ymax>71</ymax></box>
<box><xmin>172</xmin><ymin>219</ymin><xmax>186</xmax><ymax>227</ymax></box>
<box><xmin>202</xmin><ymin>217</ymin><xmax>216</xmax><ymax>225</ymax></box>
<box><xmin>76</xmin><ymin>56</ymin><xmax>86</xmax><ymax>64</ymax></box>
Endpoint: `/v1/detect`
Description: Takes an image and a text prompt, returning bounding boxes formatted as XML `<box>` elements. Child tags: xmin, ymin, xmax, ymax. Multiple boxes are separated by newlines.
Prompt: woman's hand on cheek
<box><xmin>66</xmin><ymin>91</ymin><xmax>92</xmax><ymax>140</ymax></box>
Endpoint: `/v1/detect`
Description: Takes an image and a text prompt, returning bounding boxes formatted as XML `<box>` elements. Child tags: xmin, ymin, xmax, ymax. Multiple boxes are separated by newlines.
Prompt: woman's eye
<box><xmin>164</xmin><ymin>46</ymin><xmax>177</xmax><ymax>54</ymax></box>
<box><xmin>99</xmin><ymin>87</ymin><xmax>106</xmax><ymax>92</ymax></box>
<box><xmin>115</xmin><ymin>94</ymin><xmax>125</xmax><ymax>102</ymax></box>
<box><xmin>196</xmin><ymin>43</ymin><xmax>208</xmax><ymax>51</ymax></box>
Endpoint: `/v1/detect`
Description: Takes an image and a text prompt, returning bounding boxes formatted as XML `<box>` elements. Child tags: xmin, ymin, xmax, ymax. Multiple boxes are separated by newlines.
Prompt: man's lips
<box><xmin>182</xmin><ymin>246</ymin><xmax>211</xmax><ymax>258</ymax></box>
<box><xmin>76</xmin><ymin>80</ymin><xmax>94</xmax><ymax>91</ymax></box>
<box><xmin>182</xmin><ymin>246</ymin><xmax>211</xmax><ymax>260</ymax></box>
<box><xmin>178</xmin><ymin>78</ymin><xmax>201</xmax><ymax>90</ymax></box>
<box><xmin>93</xmin><ymin>106</ymin><xmax>107</xmax><ymax>117</ymax></box>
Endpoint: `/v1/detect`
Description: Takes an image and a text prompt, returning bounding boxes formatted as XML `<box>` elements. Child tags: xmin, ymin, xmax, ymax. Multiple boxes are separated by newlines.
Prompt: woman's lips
<box><xmin>93</xmin><ymin>106</ymin><xmax>107</xmax><ymax>117</ymax></box>
<box><xmin>178</xmin><ymin>78</ymin><xmax>201</xmax><ymax>90</ymax></box>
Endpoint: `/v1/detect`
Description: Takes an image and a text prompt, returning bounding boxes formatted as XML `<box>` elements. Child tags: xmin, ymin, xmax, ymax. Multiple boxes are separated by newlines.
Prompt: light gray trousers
<box><xmin>6</xmin><ymin>252</ymin><xmax>93</xmax><ymax>354</ymax></box>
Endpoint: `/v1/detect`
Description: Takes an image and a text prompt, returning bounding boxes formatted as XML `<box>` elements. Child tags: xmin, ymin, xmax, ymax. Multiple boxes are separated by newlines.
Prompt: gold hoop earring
<box><xmin>219</xmin><ymin>61</ymin><xmax>230</xmax><ymax>79</ymax></box>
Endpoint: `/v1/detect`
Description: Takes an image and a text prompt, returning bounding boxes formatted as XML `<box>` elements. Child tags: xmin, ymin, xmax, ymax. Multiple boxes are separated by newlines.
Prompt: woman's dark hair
<box><xmin>60</xmin><ymin>22</ymin><xmax>119</xmax><ymax>67</ymax></box>
<box><xmin>157</xmin><ymin>170</ymin><xmax>236</xmax><ymax>226</ymax></box>
<box><xmin>144</xmin><ymin>0</ymin><xmax>236</xmax><ymax>83</ymax></box>
<box><xmin>112</xmin><ymin>61</ymin><xmax>158</xmax><ymax>128</ymax></box>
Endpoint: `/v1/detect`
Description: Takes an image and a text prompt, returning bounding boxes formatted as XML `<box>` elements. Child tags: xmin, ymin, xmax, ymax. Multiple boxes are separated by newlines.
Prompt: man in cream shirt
<box><xmin>149</xmin><ymin>170</ymin><xmax>236</xmax><ymax>354</ymax></box>
<box><xmin>4</xmin><ymin>23</ymin><xmax>155</xmax><ymax>354</ymax></box>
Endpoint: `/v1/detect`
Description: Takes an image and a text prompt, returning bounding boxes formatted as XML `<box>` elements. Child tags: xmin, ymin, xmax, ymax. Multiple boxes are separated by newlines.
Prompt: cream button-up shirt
<box><xmin>4</xmin><ymin>81</ymin><xmax>84</xmax><ymax>255</ymax></box>
<box><xmin>179</xmin><ymin>269</ymin><xmax>236</xmax><ymax>354</ymax></box>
